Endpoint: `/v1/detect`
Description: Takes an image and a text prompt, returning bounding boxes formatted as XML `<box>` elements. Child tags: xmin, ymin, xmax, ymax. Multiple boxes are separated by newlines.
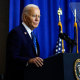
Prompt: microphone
<box><xmin>59</xmin><ymin>33</ymin><xmax>68</xmax><ymax>40</ymax></box>
<box><xmin>59</xmin><ymin>33</ymin><xmax>76</xmax><ymax>45</ymax></box>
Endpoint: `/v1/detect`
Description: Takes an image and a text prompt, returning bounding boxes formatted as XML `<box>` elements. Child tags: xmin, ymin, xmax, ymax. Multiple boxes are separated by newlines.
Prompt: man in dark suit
<box><xmin>6</xmin><ymin>4</ymin><xmax>43</xmax><ymax>80</ymax></box>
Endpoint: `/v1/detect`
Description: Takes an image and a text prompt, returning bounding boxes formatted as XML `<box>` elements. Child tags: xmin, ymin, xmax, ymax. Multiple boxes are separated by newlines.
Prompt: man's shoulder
<box><xmin>9</xmin><ymin>25</ymin><xmax>23</xmax><ymax>33</ymax></box>
<box><xmin>8</xmin><ymin>26</ymin><xmax>23</xmax><ymax>37</ymax></box>
<box><xmin>7</xmin><ymin>25</ymin><xmax>23</xmax><ymax>44</ymax></box>
<box><xmin>11</xmin><ymin>25</ymin><xmax>21</xmax><ymax>31</ymax></box>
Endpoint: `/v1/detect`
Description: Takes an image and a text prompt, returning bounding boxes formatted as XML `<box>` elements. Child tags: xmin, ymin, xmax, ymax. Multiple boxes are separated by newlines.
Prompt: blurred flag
<box><xmin>55</xmin><ymin>22</ymin><xmax>65</xmax><ymax>54</ymax></box>
<box><xmin>55</xmin><ymin>37</ymin><xmax>62</xmax><ymax>54</ymax></box>
<box><xmin>55</xmin><ymin>8</ymin><xmax>65</xmax><ymax>54</ymax></box>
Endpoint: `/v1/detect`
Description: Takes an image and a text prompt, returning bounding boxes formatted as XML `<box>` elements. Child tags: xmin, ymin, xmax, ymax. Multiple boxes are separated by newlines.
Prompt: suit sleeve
<box><xmin>6</xmin><ymin>30</ymin><xmax>30</xmax><ymax>66</ymax></box>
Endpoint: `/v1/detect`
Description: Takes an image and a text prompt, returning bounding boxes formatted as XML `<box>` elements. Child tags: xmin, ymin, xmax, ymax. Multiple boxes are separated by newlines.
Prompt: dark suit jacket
<box><xmin>6</xmin><ymin>25</ymin><xmax>40</xmax><ymax>80</ymax></box>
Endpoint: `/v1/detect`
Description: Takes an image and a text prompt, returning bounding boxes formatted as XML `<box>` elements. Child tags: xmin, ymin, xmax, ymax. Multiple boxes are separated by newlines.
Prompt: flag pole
<box><xmin>57</xmin><ymin>8</ymin><xmax>64</xmax><ymax>53</ymax></box>
<box><xmin>74</xmin><ymin>9</ymin><xmax>79</xmax><ymax>54</ymax></box>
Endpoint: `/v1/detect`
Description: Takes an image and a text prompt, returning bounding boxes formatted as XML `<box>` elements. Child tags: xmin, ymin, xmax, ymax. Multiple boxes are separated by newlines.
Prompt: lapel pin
<box><xmin>24</xmin><ymin>32</ymin><xmax>27</xmax><ymax>35</ymax></box>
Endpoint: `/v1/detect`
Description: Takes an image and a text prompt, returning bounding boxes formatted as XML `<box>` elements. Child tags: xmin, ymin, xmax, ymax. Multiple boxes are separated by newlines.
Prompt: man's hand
<box><xmin>28</xmin><ymin>57</ymin><xmax>43</xmax><ymax>67</ymax></box>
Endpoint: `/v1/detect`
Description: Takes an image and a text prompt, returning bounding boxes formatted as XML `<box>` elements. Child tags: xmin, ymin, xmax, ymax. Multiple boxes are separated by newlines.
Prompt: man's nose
<box><xmin>35</xmin><ymin>16</ymin><xmax>40</xmax><ymax>21</ymax></box>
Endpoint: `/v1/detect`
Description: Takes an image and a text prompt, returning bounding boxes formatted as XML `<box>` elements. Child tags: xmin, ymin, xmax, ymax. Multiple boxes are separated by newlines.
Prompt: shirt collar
<box><xmin>22</xmin><ymin>22</ymin><xmax>33</xmax><ymax>38</ymax></box>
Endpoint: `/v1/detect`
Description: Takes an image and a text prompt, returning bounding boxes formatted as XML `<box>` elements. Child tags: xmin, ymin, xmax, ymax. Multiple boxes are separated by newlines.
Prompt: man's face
<box><xmin>24</xmin><ymin>7</ymin><xmax>40</xmax><ymax>30</ymax></box>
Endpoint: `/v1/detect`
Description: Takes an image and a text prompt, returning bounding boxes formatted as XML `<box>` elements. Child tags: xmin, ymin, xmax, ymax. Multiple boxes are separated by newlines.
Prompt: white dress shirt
<box><xmin>22</xmin><ymin>22</ymin><xmax>33</xmax><ymax>38</ymax></box>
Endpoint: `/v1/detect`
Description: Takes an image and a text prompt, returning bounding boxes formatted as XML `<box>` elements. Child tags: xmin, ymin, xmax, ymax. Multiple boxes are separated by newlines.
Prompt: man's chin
<box><xmin>33</xmin><ymin>25</ymin><xmax>38</xmax><ymax>28</ymax></box>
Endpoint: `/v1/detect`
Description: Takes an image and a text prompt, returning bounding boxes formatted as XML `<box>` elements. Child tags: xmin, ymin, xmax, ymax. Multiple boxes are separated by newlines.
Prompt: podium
<box><xmin>24</xmin><ymin>53</ymin><xmax>80</xmax><ymax>80</ymax></box>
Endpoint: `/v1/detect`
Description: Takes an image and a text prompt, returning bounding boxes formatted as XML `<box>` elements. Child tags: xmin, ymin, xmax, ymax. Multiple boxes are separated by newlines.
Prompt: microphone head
<box><xmin>59</xmin><ymin>33</ymin><xmax>65</xmax><ymax>39</ymax></box>
<box><xmin>59</xmin><ymin>33</ymin><xmax>77</xmax><ymax>45</ymax></box>
<box><xmin>59</xmin><ymin>33</ymin><xmax>68</xmax><ymax>40</ymax></box>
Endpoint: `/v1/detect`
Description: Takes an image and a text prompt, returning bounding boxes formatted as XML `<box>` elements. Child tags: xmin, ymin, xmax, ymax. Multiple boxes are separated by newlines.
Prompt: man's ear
<box><xmin>23</xmin><ymin>14</ymin><xmax>28</xmax><ymax>22</ymax></box>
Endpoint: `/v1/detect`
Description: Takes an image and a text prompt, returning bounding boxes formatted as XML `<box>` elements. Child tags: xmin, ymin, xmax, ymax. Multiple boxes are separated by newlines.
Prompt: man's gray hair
<box><xmin>22</xmin><ymin>4</ymin><xmax>39</xmax><ymax>21</ymax></box>
<box><xmin>25</xmin><ymin>4</ymin><xmax>39</xmax><ymax>9</ymax></box>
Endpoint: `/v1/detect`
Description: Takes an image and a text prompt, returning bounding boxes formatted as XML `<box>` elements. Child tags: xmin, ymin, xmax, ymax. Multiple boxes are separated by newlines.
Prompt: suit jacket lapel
<box><xmin>20</xmin><ymin>25</ymin><xmax>39</xmax><ymax>56</ymax></box>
